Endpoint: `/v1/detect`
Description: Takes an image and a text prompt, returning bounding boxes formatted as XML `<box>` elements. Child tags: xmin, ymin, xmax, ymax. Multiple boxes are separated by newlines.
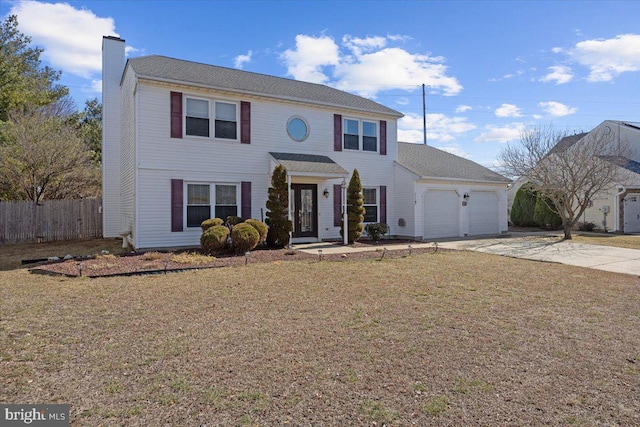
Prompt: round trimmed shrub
<box><xmin>225</xmin><ymin>215</ymin><xmax>243</xmax><ymax>228</ymax></box>
<box><xmin>200</xmin><ymin>225</ymin><xmax>230</xmax><ymax>254</ymax></box>
<box><xmin>364</xmin><ymin>222</ymin><xmax>389</xmax><ymax>242</ymax></box>
<box><xmin>244</xmin><ymin>219</ymin><xmax>268</xmax><ymax>243</ymax></box>
<box><xmin>231</xmin><ymin>223</ymin><xmax>260</xmax><ymax>253</ymax></box>
<box><xmin>201</xmin><ymin>218</ymin><xmax>224</xmax><ymax>231</ymax></box>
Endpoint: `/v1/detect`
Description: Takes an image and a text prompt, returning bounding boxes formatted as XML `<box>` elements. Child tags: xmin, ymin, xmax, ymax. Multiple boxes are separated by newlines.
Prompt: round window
<box><xmin>287</xmin><ymin>117</ymin><xmax>309</xmax><ymax>142</ymax></box>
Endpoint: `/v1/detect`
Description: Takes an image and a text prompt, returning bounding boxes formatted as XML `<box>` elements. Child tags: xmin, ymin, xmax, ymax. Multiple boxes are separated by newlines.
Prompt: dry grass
<box><xmin>1</xmin><ymin>250</ymin><xmax>639</xmax><ymax>426</ymax></box>
<box><xmin>572</xmin><ymin>233</ymin><xmax>640</xmax><ymax>249</ymax></box>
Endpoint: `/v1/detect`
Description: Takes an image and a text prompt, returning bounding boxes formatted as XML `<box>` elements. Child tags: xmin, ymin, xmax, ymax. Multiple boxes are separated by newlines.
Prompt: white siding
<box><xmin>393</xmin><ymin>164</ymin><xmax>418</xmax><ymax>238</ymax></box>
<box><xmin>131</xmin><ymin>82</ymin><xmax>399</xmax><ymax>249</ymax></box>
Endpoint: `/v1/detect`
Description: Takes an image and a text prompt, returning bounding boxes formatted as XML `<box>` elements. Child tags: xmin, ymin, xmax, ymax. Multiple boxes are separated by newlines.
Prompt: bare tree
<box><xmin>0</xmin><ymin>107</ymin><xmax>100</xmax><ymax>203</ymax></box>
<box><xmin>500</xmin><ymin>125</ymin><xmax>632</xmax><ymax>240</ymax></box>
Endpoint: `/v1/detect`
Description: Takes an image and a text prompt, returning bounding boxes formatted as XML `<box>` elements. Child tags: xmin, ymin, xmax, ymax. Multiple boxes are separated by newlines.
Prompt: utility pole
<box><xmin>422</xmin><ymin>84</ymin><xmax>427</xmax><ymax>145</ymax></box>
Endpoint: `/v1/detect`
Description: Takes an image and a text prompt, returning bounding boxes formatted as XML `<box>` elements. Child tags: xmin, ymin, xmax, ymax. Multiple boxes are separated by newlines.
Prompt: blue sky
<box><xmin>3</xmin><ymin>0</ymin><xmax>639</xmax><ymax>168</ymax></box>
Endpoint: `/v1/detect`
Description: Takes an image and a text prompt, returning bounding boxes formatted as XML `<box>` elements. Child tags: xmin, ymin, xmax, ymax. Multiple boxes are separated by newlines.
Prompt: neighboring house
<box><xmin>102</xmin><ymin>36</ymin><xmax>510</xmax><ymax>249</ymax></box>
<box><xmin>506</xmin><ymin>121</ymin><xmax>640</xmax><ymax>233</ymax></box>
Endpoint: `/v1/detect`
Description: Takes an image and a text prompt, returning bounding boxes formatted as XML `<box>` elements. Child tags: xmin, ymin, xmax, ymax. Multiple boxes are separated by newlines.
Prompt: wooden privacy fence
<box><xmin>0</xmin><ymin>198</ymin><xmax>102</xmax><ymax>244</ymax></box>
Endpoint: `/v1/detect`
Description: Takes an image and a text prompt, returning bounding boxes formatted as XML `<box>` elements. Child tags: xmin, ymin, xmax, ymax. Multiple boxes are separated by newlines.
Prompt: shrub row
<box><xmin>199</xmin><ymin>216</ymin><xmax>268</xmax><ymax>255</ymax></box>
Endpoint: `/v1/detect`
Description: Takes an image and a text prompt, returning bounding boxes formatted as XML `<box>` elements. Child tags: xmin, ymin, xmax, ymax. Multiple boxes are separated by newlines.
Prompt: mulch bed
<box><xmin>30</xmin><ymin>241</ymin><xmax>440</xmax><ymax>278</ymax></box>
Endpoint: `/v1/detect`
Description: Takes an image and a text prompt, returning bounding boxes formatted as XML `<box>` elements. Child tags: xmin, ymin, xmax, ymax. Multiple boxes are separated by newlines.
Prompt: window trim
<box><xmin>183</xmin><ymin>95</ymin><xmax>240</xmax><ymax>141</ymax></box>
<box><xmin>185</xmin><ymin>182</ymin><xmax>239</xmax><ymax>228</ymax></box>
<box><xmin>343</xmin><ymin>117</ymin><xmax>378</xmax><ymax>152</ymax></box>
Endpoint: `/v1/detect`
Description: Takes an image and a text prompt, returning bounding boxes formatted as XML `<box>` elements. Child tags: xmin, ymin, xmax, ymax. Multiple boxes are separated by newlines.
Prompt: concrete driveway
<box><xmin>438</xmin><ymin>235</ymin><xmax>640</xmax><ymax>276</ymax></box>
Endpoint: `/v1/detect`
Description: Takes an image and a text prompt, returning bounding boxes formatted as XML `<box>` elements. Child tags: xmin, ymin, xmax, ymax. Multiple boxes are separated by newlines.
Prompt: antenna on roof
<box><xmin>422</xmin><ymin>84</ymin><xmax>427</xmax><ymax>145</ymax></box>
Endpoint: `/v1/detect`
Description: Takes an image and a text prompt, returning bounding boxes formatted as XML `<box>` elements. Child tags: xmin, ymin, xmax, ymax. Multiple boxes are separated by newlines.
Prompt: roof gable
<box><xmin>126</xmin><ymin>55</ymin><xmax>403</xmax><ymax>118</ymax></box>
<box><xmin>397</xmin><ymin>142</ymin><xmax>511</xmax><ymax>183</ymax></box>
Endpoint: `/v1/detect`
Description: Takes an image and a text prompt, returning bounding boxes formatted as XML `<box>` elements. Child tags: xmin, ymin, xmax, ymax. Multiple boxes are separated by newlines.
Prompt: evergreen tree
<box><xmin>0</xmin><ymin>15</ymin><xmax>68</xmax><ymax>122</ymax></box>
<box><xmin>343</xmin><ymin>169</ymin><xmax>365</xmax><ymax>243</ymax></box>
<box><xmin>265</xmin><ymin>165</ymin><xmax>293</xmax><ymax>248</ymax></box>
<box><xmin>534</xmin><ymin>194</ymin><xmax>562</xmax><ymax>228</ymax></box>
<box><xmin>510</xmin><ymin>182</ymin><xmax>537</xmax><ymax>227</ymax></box>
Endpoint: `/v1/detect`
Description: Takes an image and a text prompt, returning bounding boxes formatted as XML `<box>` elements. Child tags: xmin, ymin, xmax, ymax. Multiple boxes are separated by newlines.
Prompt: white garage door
<box><xmin>469</xmin><ymin>191</ymin><xmax>499</xmax><ymax>236</ymax></box>
<box><xmin>424</xmin><ymin>190</ymin><xmax>459</xmax><ymax>239</ymax></box>
<box><xmin>624</xmin><ymin>194</ymin><xmax>640</xmax><ymax>233</ymax></box>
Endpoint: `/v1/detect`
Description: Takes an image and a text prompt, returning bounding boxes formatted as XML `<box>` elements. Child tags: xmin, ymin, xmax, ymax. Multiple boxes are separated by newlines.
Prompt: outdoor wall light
<box><xmin>463</xmin><ymin>193</ymin><xmax>470</xmax><ymax>200</ymax></box>
<box><xmin>323</xmin><ymin>188</ymin><xmax>330</xmax><ymax>198</ymax></box>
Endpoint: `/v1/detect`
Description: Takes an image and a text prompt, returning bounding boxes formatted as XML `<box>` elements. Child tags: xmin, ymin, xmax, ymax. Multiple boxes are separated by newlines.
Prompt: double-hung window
<box><xmin>186</xmin><ymin>184</ymin><xmax>211</xmax><ymax>227</ymax></box>
<box><xmin>362</xmin><ymin>121</ymin><xmax>378</xmax><ymax>152</ymax></box>
<box><xmin>186</xmin><ymin>98</ymin><xmax>210</xmax><ymax>137</ymax></box>
<box><xmin>215</xmin><ymin>102</ymin><xmax>237</xmax><ymax>139</ymax></box>
<box><xmin>343</xmin><ymin>118</ymin><xmax>378</xmax><ymax>152</ymax></box>
<box><xmin>186</xmin><ymin>183</ymin><xmax>238</xmax><ymax>227</ymax></box>
<box><xmin>363</xmin><ymin>188</ymin><xmax>378</xmax><ymax>223</ymax></box>
<box><xmin>215</xmin><ymin>184</ymin><xmax>237</xmax><ymax>219</ymax></box>
<box><xmin>185</xmin><ymin>97</ymin><xmax>238</xmax><ymax>140</ymax></box>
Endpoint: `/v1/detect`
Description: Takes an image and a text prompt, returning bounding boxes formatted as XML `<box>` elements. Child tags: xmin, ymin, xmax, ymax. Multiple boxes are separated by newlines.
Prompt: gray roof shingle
<box><xmin>397</xmin><ymin>142</ymin><xmax>511</xmax><ymax>183</ymax></box>
<box><xmin>127</xmin><ymin>55</ymin><xmax>403</xmax><ymax>117</ymax></box>
<box><xmin>269</xmin><ymin>152</ymin><xmax>348</xmax><ymax>176</ymax></box>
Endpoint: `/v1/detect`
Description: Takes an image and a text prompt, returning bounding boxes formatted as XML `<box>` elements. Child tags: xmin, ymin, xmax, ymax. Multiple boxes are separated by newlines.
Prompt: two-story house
<box><xmin>102</xmin><ymin>36</ymin><xmax>510</xmax><ymax>249</ymax></box>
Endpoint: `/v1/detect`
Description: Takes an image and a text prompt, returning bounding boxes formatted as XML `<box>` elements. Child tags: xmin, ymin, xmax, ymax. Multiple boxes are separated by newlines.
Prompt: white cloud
<box><xmin>398</xmin><ymin>113</ymin><xmax>475</xmax><ymax>143</ymax></box>
<box><xmin>474</xmin><ymin>123</ymin><xmax>525</xmax><ymax>143</ymax></box>
<box><xmin>568</xmin><ymin>34</ymin><xmax>640</xmax><ymax>81</ymax></box>
<box><xmin>342</xmin><ymin>35</ymin><xmax>387</xmax><ymax>56</ymax></box>
<box><xmin>455</xmin><ymin>105</ymin><xmax>472</xmax><ymax>113</ymax></box>
<box><xmin>280</xmin><ymin>34</ymin><xmax>341</xmax><ymax>84</ymax></box>
<box><xmin>495</xmin><ymin>103</ymin><xmax>522</xmax><ymax>118</ymax></box>
<box><xmin>234</xmin><ymin>51</ymin><xmax>253</xmax><ymax>69</ymax></box>
<box><xmin>281</xmin><ymin>33</ymin><xmax>462</xmax><ymax>98</ymax></box>
<box><xmin>10</xmin><ymin>1</ymin><xmax>120</xmax><ymax>79</ymax></box>
<box><xmin>538</xmin><ymin>101</ymin><xmax>577</xmax><ymax>117</ymax></box>
<box><xmin>540</xmin><ymin>65</ymin><xmax>574</xmax><ymax>84</ymax></box>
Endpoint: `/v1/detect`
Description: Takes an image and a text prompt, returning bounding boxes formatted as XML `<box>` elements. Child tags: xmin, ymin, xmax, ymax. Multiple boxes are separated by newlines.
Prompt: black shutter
<box><xmin>170</xmin><ymin>92</ymin><xmax>182</xmax><ymax>138</ymax></box>
<box><xmin>380</xmin><ymin>185</ymin><xmax>387</xmax><ymax>224</ymax></box>
<box><xmin>241</xmin><ymin>181</ymin><xmax>251</xmax><ymax>219</ymax></box>
<box><xmin>333</xmin><ymin>184</ymin><xmax>342</xmax><ymax>226</ymax></box>
<box><xmin>334</xmin><ymin>114</ymin><xmax>342</xmax><ymax>151</ymax></box>
<box><xmin>171</xmin><ymin>179</ymin><xmax>184</xmax><ymax>232</ymax></box>
<box><xmin>379</xmin><ymin>120</ymin><xmax>387</xmax><ymax>155</ymax></box>
<box><xmin>241</xmin><ymin>101</ymin><xmax>251</xmax><ymax>144</ymax></box>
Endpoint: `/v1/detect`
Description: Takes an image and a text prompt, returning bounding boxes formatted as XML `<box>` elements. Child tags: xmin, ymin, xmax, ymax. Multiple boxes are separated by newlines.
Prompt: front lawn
<box><xmin>1</xmin><ymin>251</ymin><xmax>638</xmax><ymax>425</ymax></box>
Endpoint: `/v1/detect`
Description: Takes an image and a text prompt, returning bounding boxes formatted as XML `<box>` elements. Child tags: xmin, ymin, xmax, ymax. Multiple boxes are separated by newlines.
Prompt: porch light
<box><xmin>323</xmin><ymin>188</ymin><xmax>330</xmax><ymax>198</ymax></box>
<box><xmin>463</xmin><ymin>193</ymin><xmax>470</xmax><ymax>200</ymax></box>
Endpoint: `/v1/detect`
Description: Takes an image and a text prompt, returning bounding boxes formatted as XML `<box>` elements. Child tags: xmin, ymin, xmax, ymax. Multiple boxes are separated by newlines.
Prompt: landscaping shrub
<box><xmin>510</xmin><ymin>183</ymin><xmax>537</xmax><ymax>227</ymax></box>
<box><xmin>577</xmin><ymin>221</ymin><xmax>596</xmax><ymax>231</ymax></box>
<box><xmin>225</xmin><ymin>215</ymin><xmax>243</xmax><ymax>228</ymax></box>
<box><xmin>201</xmin><ymin>218</ymin><xmax>224</xmax><ymax>231</ymax></box>
<box><xmin>200</xmin><ymin>225</ymin><xmax>230</xmax><ymax>254</ymax></box>
<box><xmin>364</xmin><ymin>223</ymin><xmax>388</xmax><ymax>242</ymax></box>
<box><xmin>265</xmin><ymin>165</ymin><xmax>293</xmax><ymax>248</ymax></box>
<box><xmin>534</xmin><ymin>195</ymin><xmax>562</xmax><ymax>228</ymax></box>
<box><xmin>231</xmin><ymin>223</ymin><xmax>260</xmax><ymax>253</ymax></box>
<box><xmin>245</xmin><ymin>219</ymin><xmax>268</xmax><ymax>243</ymax></box>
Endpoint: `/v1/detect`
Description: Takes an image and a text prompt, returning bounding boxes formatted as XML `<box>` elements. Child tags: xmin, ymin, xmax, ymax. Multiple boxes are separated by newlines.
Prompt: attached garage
<box><xmin>423</xmin><ymin>190</ymin><xmax>459</xmax><ymax>239</ymax></box>
<box><xmin>396</xmin><ymin>142</ymin><xmax>510</xmax><ymax>241</ymax></box>
<box><xmin>469</xmin><ymin>191</ymin><xmax>500</xmax><ymax>236</ymax></box>
<box><xmin>623</xmin><ymin>194</ymin><xmax>640</xmax><ymax>233</ymax></box>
